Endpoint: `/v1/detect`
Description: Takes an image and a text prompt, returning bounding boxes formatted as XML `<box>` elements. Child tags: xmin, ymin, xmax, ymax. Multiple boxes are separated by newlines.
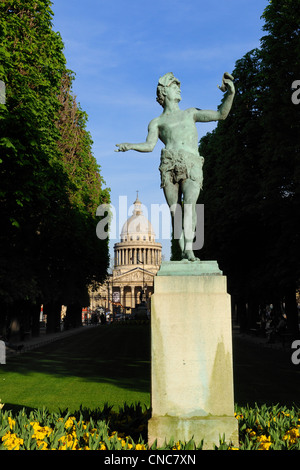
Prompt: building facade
<box><xmin>91</xmin><ymin>195</ymin><xmax>162</xmax><ymax>318</ymax></box>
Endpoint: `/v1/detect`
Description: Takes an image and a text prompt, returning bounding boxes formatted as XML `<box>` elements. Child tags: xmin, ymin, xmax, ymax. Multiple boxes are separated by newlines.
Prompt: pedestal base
<box><xmin>148</xmin><ymin>261</ymin><xmax>238</xmax><ymax>449</ymax></box>
<box><xmin>148</xmin><ymin>415</ymin><xmax>238</xmax><ymax>450</ymax></box>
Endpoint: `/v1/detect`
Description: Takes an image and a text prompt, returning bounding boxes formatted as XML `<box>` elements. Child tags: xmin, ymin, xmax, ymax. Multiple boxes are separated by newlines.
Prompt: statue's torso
<box><xmin>157</xmin><ymin>109</ymin><xmax>199</xmax><ymax>155</ymax></box>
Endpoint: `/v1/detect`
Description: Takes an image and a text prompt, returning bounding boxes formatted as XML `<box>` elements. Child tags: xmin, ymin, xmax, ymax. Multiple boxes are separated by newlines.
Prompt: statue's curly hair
<box><xmin>156</xmin><ymin>85</ymin><xmax>165</xmax><ymax>107</ymax></box>
<box><xmin>156</xmin><ymin>72</ymin><xmax>180</xmax><ymax>108</ymax></box>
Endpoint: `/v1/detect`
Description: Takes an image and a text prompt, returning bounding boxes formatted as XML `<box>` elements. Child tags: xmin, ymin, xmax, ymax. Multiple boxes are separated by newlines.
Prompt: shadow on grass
<box><xmin>3</xmin><ymin>323</ymin><xmax>300</xmax><ymax>410</ymax></box>
<box><xmin>2</xmin><ymin>324</ymin><xmax>151</xmax><ymax>395</ymax></box>
<box><xmin>1</xmin><ymin>403</ymin><xmax>37</xmax><ymax>415</ymax></box>
<box><xmin>232</xmin><ymin>332</ymin><xmax>300</xmax><ymax>408</ymax></box>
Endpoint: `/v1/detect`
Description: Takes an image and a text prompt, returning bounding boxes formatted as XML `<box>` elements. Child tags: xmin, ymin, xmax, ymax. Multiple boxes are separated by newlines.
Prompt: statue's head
<box><xmin>156</xmin><ymin>73</ymin><xmax>181</xmax><ymax>107</ymax></box>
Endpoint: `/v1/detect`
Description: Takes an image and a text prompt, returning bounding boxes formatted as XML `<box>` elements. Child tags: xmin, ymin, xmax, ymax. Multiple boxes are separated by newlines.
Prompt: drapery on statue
<box><xmin>116</xmin><ymin>72</ymin><xmax>235</xmax><ymax>261</ymax></box>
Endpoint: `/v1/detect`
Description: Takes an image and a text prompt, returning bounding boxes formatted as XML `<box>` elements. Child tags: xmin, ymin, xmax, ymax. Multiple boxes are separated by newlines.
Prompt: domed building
<box><xmin>91</xmin><ymin>195</ymin><xmax>162</xmax><ymax>319</ymax></box>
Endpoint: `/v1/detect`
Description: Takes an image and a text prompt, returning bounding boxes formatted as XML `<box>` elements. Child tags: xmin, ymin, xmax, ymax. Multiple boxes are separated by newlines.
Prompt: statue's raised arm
<box><xmin>194</xmin><ymin>72</ymin><xmax>235</xmax><ymax>123</ymax></box>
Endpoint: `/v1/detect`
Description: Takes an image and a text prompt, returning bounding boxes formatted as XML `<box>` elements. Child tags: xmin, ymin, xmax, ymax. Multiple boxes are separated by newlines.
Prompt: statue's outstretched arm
<box><xmin>115</xmin><ymin>119</ymin><xmax>159</xmax><ymax>153</ymax></box>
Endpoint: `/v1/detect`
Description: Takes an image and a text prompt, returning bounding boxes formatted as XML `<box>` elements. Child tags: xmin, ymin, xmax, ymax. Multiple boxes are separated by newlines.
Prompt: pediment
<box><xmin>114</xmin><ymin>267</ymin><xmax>155</xmax><ymax>283</ymax></box>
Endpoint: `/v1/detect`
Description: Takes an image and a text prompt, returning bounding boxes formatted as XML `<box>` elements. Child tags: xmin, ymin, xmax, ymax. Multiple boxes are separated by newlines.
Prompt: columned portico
<box><xmin>93</xmin><ymin>195</ymin><xmax>162</xmax><ymax>316</ymax></box>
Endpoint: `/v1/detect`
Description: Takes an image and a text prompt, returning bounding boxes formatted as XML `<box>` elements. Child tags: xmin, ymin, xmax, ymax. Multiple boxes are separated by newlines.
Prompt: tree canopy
<box><xmin>0</xmin><ymin>1</ymin><xmax>110</xmax><ymax>334</ymax></box>
<box><xmin>196</xmin><ymin>0</ymin><xmax>300</xmax><ymax>333</ymax></box>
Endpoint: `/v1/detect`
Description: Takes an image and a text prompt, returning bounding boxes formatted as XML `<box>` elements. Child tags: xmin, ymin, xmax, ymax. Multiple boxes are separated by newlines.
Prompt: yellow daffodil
<box><xmin>2</xmin><ymin>431</ymin><xmax>24</xmax><ymax>450</ymax></box>
<box><xmin>257</xmin><ymin>435</ymin><xmax>272</xmax><ymax>450</ymax></box>
<box><xmin>135</xmin><ymin>443</ymin><xmax>146</xmax><ymax>450</ymax></box>
<box><xmin>8</xmin><ymin>416</ymin><xmax>16</xmax><ymax>429</ymax></box>
<box><xmin>283</xmin><ymin>428</ymin><xmax>300</xmax><ymax>445</ymax></box>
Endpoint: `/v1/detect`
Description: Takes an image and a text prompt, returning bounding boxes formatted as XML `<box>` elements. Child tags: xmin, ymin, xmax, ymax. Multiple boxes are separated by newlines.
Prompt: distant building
<box><xmin>90</xmin><ymin>195</ymin><xmax>162</xmax><ymax>318</ymax></box>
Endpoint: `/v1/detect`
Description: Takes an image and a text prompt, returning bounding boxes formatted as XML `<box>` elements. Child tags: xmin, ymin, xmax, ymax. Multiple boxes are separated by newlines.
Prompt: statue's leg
<box><xmin>181</xmin><ymin>179</ymin><xmax>201</xmax><ymax>261</ymax></box>
<box><xmin>162</xmin><ymin>182</ymin><xmax>184</xmax><ymax>255</ymax></box>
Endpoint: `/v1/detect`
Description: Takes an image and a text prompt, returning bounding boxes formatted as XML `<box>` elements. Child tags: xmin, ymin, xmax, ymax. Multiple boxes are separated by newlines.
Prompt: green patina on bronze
<box><xmin>115</xmin><ymin>72</ymin><xmax>235</xmax><ymax>261</ymax></box>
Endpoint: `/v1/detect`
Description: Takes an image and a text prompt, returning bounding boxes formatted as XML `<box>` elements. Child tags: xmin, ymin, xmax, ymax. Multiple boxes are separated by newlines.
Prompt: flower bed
<box><xmin>1</xmin><ymin>401</ymin><xmax>300</xmax><ymax>450</ymax></box>
<box><xmin>235</xmin><ymin>403</ymin><xmax>300</xmax><ymax>450</ymax></box>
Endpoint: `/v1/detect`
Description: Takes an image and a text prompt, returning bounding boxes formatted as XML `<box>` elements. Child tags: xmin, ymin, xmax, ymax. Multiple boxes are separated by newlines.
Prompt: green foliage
<box><xmin>56</xmin><ymin>72</ymin><xmax>108</xmax><ymax>216</ymax></box>
<box><xmin>235</xmin><ymin>403</ymin><xmax>300</xmax><ymax>450</ymax></box>
<box><xmin>0</xmin><ymin>1</ymin><xmax>67</xmax><ymax>304</ymax></box>
<box><xmin>198</xmin><ymin>48</ymin><xmax>267</xmax><ymax>299</ymax></box>
<box><xmin>0</xmin><ymin>1</ymin><xmax>110</xmax><ymax>332</ymax></box>
<box><xmin>197</xmin><ymin>0</ymin><xmax>300</xmax><ymax>331</ymax></box>
<box><xmin>258</xmin><ymin>0</ymin><xmax>300</xmax><ymax>295</ymax></box>
<box><xmin>1</xmin><ymin>402</ymin><xmax>300</xmax><ymax>450</ymax></box>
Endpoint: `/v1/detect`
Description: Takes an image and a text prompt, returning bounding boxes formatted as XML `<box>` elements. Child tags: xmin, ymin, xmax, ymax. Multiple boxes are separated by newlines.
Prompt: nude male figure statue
<box><xmin>116</xmin><ymin>72</ymin><xmax>235</xmax><ymax>261</ymax></box>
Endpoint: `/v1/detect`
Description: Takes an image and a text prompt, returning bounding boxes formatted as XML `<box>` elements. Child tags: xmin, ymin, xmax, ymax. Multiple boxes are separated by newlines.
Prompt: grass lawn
<box><xmin>0</xmin><ymin>323</ymin><xmax>151</xmax><ymax>413</ymax></box>
<box><xmin>2</xmin><ymin>321</ymin><xmax>299</xmax><ymax>417</ymax></box>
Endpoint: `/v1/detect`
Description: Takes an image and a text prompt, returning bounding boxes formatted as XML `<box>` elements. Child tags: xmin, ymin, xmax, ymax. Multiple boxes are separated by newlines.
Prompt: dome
<box><xmin>120</xmin><ymin>195</ymin><xmax>156</xmax><ymax>242</ymax></box>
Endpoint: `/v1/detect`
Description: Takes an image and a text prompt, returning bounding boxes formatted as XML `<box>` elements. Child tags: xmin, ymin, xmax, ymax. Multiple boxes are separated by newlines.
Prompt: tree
<box><xmin>196</xmin><ymin>0</ymin><xmax>300</xmax><ymax>334</ymax></box>
<box><xmin>258</xmin><ymin>0</ymin><xmax>300</xmax><ymax>333</ymax></box>
<box><xmin>0</xmin><ymin>1</ymin><xmax>110</xmax><ymax>336</ymax></box>
<box><xmin>54</xmin><ymin>70</ymin><xmax>110</xmax><ymax>329</ymax></box>
<box><xmin>0</xmin><ymin>1</ymin><xmax>68</xmax><ymax>306</ymax></box>
<box><xmin>197</xmin><ymin>49</ymin><xmax>268</xmax><ymax>330</ymax></box>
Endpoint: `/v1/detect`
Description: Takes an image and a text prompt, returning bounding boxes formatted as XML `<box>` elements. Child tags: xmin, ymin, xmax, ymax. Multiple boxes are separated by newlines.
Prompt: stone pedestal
<box><xmin>148</xmin><ymin>261</ymin><xmax>238</xmax><ymax>449</ymax></box>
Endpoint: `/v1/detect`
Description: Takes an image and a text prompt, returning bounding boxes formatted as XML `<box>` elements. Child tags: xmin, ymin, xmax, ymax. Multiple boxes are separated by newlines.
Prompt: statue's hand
<box><xmin>115</xmin><ymin>143</ymin><xmax>131</xmax><ymax>152</ymax></box>
<box><xmin>218</xmin><ymin>72</ymin><xmax>235</xmax><ymax>93</ymax></box>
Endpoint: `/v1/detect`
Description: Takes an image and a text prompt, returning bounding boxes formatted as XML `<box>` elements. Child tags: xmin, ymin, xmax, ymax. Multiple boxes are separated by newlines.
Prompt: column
<box><xmin>133</xmin><ymin>248</ymin><xmax>136</xmax><ymax>265</ymax></box>
<box><xmin>120</xmin><ymin>286</ymin><xmax>124</xmax><ymax>306</ymax></box>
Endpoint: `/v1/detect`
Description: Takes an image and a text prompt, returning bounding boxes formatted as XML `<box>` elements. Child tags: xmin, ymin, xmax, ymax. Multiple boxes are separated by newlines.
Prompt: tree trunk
<box><xmin>45</xmin><ymin>301</ymin><xmax>62</xmax><ymax>334</ymax></box>
<box><xmin>65</xmin><ymin>302</ymin><xmax>82</xmax><ymax>329</ymax></box>
<box><xmin>247</xmin><ymin>298</ymin><xmax>260</xmax><ymax>330</ymax></box>
<box><xmin>31</xmin><ymin>302</ymin><xmax>42</xmax><ymax>337</ymax></box>
<box><xmin>284</xmin><ymin>286</ymin><xmax>299</xmax><ymax>337</ymax></box>
<box><xmin>237</xmin><ymin>298</ymin><xmax>247</xmax><ymax>333</ymax></box>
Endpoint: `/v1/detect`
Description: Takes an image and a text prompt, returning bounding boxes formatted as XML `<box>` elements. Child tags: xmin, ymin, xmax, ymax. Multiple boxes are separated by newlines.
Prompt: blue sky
<box><xmin>51</xmin><ymin>0</ymin><xmax>268</xmax><ymax>262</ymax></box>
